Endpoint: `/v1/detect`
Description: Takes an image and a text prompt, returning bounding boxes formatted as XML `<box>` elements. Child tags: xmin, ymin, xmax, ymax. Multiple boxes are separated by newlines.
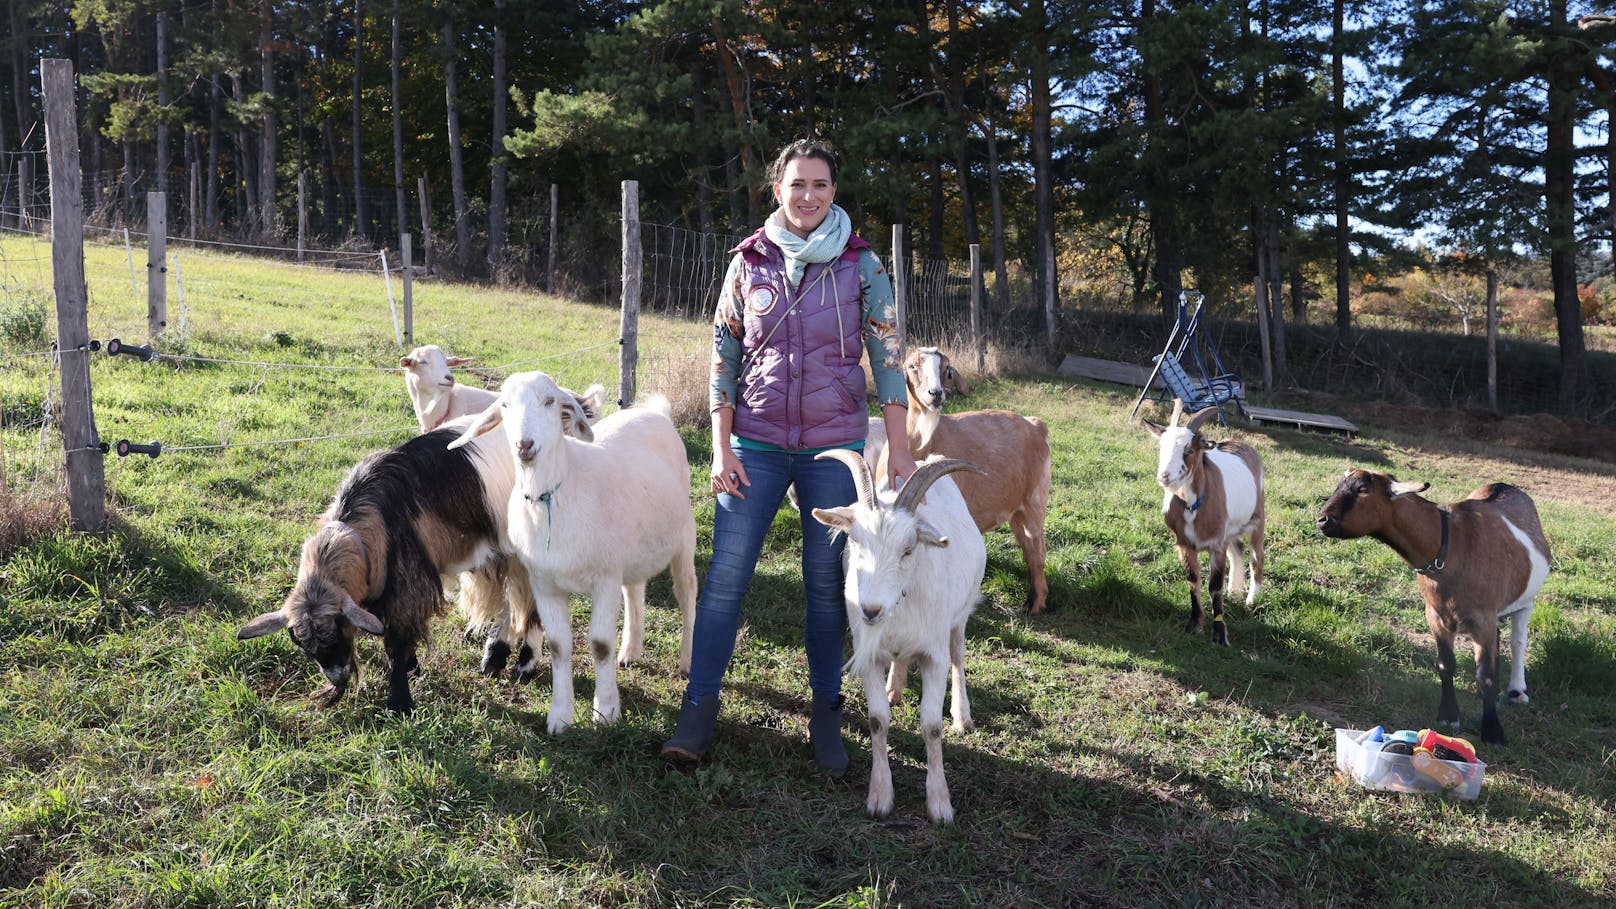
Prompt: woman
<box><xmin>661</xmin><ymin>139</ymin><xmax>917</xmax><ymax>774</ymax></box>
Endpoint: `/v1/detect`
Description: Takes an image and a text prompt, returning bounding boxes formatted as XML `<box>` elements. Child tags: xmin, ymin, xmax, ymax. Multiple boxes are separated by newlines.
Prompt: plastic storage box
<box><xmin>1334</xmin><ymin>728</ymin><xmax>1486</xmax><ymax>799</ymax></box>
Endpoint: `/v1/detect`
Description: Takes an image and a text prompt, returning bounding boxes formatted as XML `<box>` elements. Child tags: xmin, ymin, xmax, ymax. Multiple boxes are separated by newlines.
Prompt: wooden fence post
<box><xmin>401</xmin><ymin>232</ymin><xmax>413</xmax><ymax>347</ymax></box>
<box><xmin>969</xmin><ymin>242</ymin><xmax>984</xmax><ymax>375</ymax></box>
<box><xmin>619</xmin><ymin>180</ymin><xmax>641</xmax><ymax>407</ymax></box>
<box><xmin>417</xmin><ymin>175</ymin><xmax>432</xmax><ymax>275</ymax></box>
<box><xmin>891</xmin><ymin>224</ymin><xmax>908</xmax><ymax>349</ymax></box>
<box><xmin>147</xmin><ymin>190</ymin><xmax>168</xmax><ymax>339</ymax></box>
<box><xmin>43</xmin><ymin>58</ymin><xmax>106</xmax><ymax>533</ymax></box>
<box><xmin>548</xmin><ymin>182</ymin><xmax>559</xmax><ymax>294</ymax></box>
<box><xmin>297</xmin><ymin>170</ymin><xmax>307</xmax><ymax>262</ymax></box>
<box><xmin>1041</xmin><ymin>232</ymin><xmax>1056</xmax><ymax>362</ymax></box>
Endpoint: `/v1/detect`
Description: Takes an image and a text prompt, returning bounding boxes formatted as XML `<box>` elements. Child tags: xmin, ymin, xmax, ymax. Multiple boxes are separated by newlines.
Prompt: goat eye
<box><xmin>543</xmin><ymin>396</ymin><xmax>556</xmax><ymax>406</ymax></box>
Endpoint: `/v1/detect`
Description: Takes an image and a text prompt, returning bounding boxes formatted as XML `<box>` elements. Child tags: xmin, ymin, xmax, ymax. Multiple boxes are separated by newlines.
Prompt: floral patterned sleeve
<box><xmin>859</xmin><ymin>249</ymin><xmax>906</xmax><ymax>406</ymax></box>
<box><xmin>710</xmin><ymin>255</ymin><xmax>746</xmax><ymax>412</ymax></box>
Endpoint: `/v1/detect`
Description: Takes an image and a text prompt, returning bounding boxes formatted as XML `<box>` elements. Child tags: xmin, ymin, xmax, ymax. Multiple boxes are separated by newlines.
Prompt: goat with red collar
<box><xmin>1142</xmin><ymin>401</ymin><xmax>1267</xmax><ymax>647</ymax></box>
<box><xmin>1317</xmin><ymin>469</ymin><xmax>1551</xmax><ymax>744</ymax></box>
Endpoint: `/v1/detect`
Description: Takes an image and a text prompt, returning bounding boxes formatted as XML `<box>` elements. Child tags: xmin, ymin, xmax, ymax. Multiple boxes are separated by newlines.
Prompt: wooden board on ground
<box><xmin>1058</xmin><ymin>354</ymin><xmax>1360</xmax><ymax>438</ymax></box>
<box><xmin>1245</xmin><ymin>405</ymin><xmax>1359</xmax><ymax>438</ymax></box>
<box><xmin>1057</xmin><ymin>354</ymin><xmax>1157</xmax><ymax>387</ymax></box>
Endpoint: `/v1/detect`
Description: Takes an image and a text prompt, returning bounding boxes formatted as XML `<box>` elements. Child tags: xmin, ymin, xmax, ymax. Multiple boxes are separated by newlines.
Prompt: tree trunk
<box><xmin>8</xmin><ymin>0</ymin><xmax>28</xmax><ymax>150</ymax></box>
<box><xmin>1142</xmin><ymin>0</ymin><xmax>1181</xmax><ymax>321</ymax></box>
<box><xmin>442</xmin><ymin>16</ymin><xmax>470</xmax><ymax>269</ymax></box>
<box><xmin>713</xmin><ymin>19</ymin><xmax>760</xmax><ymax>225</ymax></box>
<box><xmin>1331</xmin><ymin>0</ymin><xmax>1352</xmax><ymax>348</ymax></box>
<box><xmin>927</xmin><ymin>157</ymin><xmax>946</xmax><ymax>260</ymax></box>
<box><xmin>691</xmin><ymin>59</ymin><xmax>714</xmax><ymax>235</ymax></box>
<box><xmin>390</xmin><ymin>0</ymin><xmax>406</xmax><ymax>242</ymax></box>
<box><xmin>946</xmin><ymin>0</ymin><xmax>980</xmax><ymax>253</ymax></box>
<box><xmin>233</xmin><ymin>72</ymin><xmax>257</xmax><ymax>234</ymax></box>
<box><xmin>488</xmin><ymin>0</ymin><xmax>509</xmax><ymax>275</ymax></box>
<box><xmin>259</xmin><ymin>0</ymin><xmax>277</xmax><ymax>239</ymax></box>
<box><xmin>156</xmin><ymin>11</ymin><xmax>170</xmax><ymax>194</ymax></box>
<box><xmin>1267</xmin><ymin>218</ymin><xmax>1288</xmax><ymax>376</ymax></box>
<box><xmin>1029</xmin><ymin>1</ymin><xmax>1057</xmax><ymax>317</ymax></box>
<box><xmin>207</xmin><ymin>73</ymin><xmax>221</xmax><ymax>232</ymax></box>
<box><xmin>1486</xmin><ymin>264</ymin><xmax>1499</xmax><ymax>412</ymax></box>
<box><xmin>321</xmin><ymin>118</ymin><xmax>339</xmax><ymax>235</ymax></box>
<box><xmin>352</xmin><ymin>0</ymin><xmax>367</xmax><ymax>239</ymax></box>
<box><xmin>981</xmin><ymin>101</ymin><xmax>1009</xmax><ymax>312</ymax></box>
<box><xmin>1547</xmin><ymin>0</ymin><xmax>1588</xmax><ymax>412</ymax></box>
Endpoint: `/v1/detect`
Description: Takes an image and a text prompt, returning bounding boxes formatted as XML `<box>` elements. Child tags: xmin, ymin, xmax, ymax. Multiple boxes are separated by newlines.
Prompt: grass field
<box><xmin>2</xmin><ymin>233</ymin><xmax>1614</xmax><ymax>908</ymax></box>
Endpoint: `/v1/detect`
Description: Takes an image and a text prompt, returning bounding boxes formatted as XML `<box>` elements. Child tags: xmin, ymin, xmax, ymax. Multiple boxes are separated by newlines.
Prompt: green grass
<box><xmin>2</xmin><ymin>232</ymin><xmax>1614</xmax><ymax>907</ymax></box>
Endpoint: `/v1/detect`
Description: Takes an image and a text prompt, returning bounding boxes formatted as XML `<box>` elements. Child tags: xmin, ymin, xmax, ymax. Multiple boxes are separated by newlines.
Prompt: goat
<box><xmin>1316</xmin><ymin>469</ymin><xmax>1550</xmax><ymax>744</ymax></box>
<box><xmin>399</xmin><ymin>343</ymin><xmax>605</xmax><ymax>676</ymax></box>
<box><xmin>1142</xmin><ymin>401</ymin><xmax>1266</xmax><ymax>647</ymax></box>
<box><xmin>449</xmin><ymin>371</ymin><xmax>698</xmax><ymax>734</ymax></box>
<box><xmin>878</xmin><ymin>346</ymin><xmax>1052</xmax><ymax>613</ymax></box>
<box><xmin>812</xmin><ymin>451</ymin><xmax>987</xmax><ymax>824</ymax></box>
<box><xmin>237</xmin><ymin>423</ymin><xmax>513</xmax><ymax>714</ymax></box>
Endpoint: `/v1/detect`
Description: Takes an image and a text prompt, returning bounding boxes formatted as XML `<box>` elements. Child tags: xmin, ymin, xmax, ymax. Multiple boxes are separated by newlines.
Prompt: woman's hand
<box><xmin>885</xmin><ymin>444</ymin><xmax>919</xmax><ymax>493</ymax></box>
<box><xmin>712</xmin><ymin>450</ymin><xmax>748</xmax><ymax>499</ymax></box>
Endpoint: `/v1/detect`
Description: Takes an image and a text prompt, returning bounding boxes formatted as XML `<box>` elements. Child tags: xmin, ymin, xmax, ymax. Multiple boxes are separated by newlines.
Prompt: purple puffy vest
<box><xmin>730</xmin><ymin>229</ymin><xmax>872</xmax><ymax>451</ymax></box>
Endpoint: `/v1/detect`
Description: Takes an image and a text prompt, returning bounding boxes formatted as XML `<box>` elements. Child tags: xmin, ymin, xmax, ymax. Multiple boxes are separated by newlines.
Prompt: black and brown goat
<box><xmin>1316</xmin><ymin>469</ymin><xmax>1551</xmax><ymax>744</ymax></box>
<box><xmin>1142</xmin><ymin>402</ymin><xmax>1266</xmax><ymax>647</ymax></box>
<box><xmin>879</xmin><ymin>346</ymin><xmax>1053</xmax><ymax>613</ymax></box>
<box><xmin>238</xmin><ymin>424</ymin><xmax>515</xmax><ymax>713</ymax></box>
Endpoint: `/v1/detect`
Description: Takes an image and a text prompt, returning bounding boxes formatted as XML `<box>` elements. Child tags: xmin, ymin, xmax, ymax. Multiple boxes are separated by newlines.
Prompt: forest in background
<box><xmin>4</xmin><ymin>1</ymin><xmax>1616</xmax><ymax>416</ymax></box>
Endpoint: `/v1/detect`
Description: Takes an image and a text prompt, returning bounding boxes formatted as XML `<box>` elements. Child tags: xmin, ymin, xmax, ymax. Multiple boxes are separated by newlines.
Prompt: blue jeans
<box><xmin>683</xmin><ymin>446</ymin><xmax>857</xmax><ymax>703</ymax></box>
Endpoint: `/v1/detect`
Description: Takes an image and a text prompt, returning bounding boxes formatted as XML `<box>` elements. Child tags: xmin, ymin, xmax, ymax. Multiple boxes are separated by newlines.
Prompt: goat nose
<box><xmin>516</xmin><ymin>439</ymin><xmax>535</xmax><ymax>461</ymax></box>
<box><xmin>1315</xmin><ymin>513</ymin><xmax>1332</xmax><ymax>528</ymax></box>
<box><xmin>860</xmin><ymin>603</ymin><xmax>882</xmax><ymax>623</ymax></box>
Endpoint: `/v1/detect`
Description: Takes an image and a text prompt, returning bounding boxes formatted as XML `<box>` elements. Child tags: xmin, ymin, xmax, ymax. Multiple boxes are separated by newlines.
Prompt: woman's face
<box><xmin>772</xmin><ymin>156</ymin><xmax>836</xmax><ymax>238</ymax></box>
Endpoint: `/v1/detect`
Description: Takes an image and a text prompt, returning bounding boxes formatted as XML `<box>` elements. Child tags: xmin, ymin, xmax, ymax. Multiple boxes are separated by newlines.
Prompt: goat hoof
<box><xmin>1211</xmin><ymin>624</ymin><xmax>1230</xmax><ymax>647</ymax></box>
<box><xmin>1480</xmin><ymin>722</ymin><xmax>1507</xmax><ymax>746</ymax></box>
<box><xmin>1507</xmin><ymin>689</ymin><xmax>1530</xmax><ymax>705</ymax></box>
<box><xmin>481</xmin><ymin>641</ymin><xmax>512</xmax><ymax>676</ymax></box>
<box><xmin>513</xmin><ymin>667</ymin><xmax>540</xmax><ymax>685</ymax></box>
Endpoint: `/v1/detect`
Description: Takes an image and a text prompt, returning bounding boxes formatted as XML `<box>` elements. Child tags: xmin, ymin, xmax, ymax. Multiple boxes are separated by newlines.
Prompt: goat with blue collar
<box><xmin>1142</xmin><ymin>401</ymin><xmax>1267</xmax><ymax>647</ymax></box>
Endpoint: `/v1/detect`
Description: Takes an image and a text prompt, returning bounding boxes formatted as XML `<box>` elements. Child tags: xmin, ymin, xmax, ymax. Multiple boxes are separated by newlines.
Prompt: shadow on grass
<box><xmin>402</xmin><ymin>669</ymin><xmax>1607</xmax><ymax>908</ymax></box>
<box><xmin>0</xmin><ymin>515</ymin><xmax>246</xmax><ymax>643</ymax></box>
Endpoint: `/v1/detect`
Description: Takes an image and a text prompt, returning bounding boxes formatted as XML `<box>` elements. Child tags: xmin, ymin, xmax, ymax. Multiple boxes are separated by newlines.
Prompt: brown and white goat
<box><xmin>879</xmin><ymin>346</ymin><xmax>1053</xmax><ymax>613</ymax></box>
<box><xmin>237</xmin><ymin>422</ymin><xmax>518</xmax><ymax>714</ymax></box>
<box><xmin>1142</xmin><ymin>402</ymin><xmax>1265</xmax><ymax>646</ymax></box>
<box><xmin>1316</xmin><ymin>469</ymin><xmax>1550</xmax><ymax>744</ymax></box>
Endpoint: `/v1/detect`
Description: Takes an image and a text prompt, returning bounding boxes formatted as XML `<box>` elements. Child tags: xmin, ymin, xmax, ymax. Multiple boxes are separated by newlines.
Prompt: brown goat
<box><xmin>1142</xmin><ymin>402</ymin><xmax>1266</xmax><ymax>647</ymax></box>
<box><xmin>1317</xmin><ymin>469</ymin><xmax>1550</xmax><ymax>744</ymax></box>
<box><xmin>879</xmin><ymin>346</ymin><xmax>1053</xmax><ymax>613</ymax></box>
<box><xmin>237</xmin><ymin>425</ymin><xmax>513</xmax><ymax>713</ymax></box>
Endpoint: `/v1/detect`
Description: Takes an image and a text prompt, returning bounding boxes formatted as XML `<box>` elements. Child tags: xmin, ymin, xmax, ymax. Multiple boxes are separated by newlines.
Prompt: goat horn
<box><xmin>815</xmin><ymin>449</ymin><xmax>877</xmax><ymax>509</ymax></box>
<box><xmin>1170</xmin><ymin>398</ymin><xmax>1184</xmax><ymax>426</ymax></box>
<box><xmin>1185</xmin><ymin>406</ymin><xmax>1221</xmax><ymax>433</ymax></box>
<box><xmin>894</xmin><ymin>458</ymin><xmax>986</xmax><ymax>514</ymax></box>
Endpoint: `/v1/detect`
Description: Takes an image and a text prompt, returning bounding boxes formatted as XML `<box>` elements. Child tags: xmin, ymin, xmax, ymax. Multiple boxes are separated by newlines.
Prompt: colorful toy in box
<box><xmin>1411</xmin><ymin>729</ymin><xmax>1477</xmax><ymax>791</ymax></box>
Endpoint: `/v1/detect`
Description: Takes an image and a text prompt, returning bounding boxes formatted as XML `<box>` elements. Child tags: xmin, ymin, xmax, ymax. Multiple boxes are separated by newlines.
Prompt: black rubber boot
<box><xmin>810</xmin><ymin>693</ymin><xmax>850</xmax><ymax>777</ymax></box>
<box><xmin>661</xmin><ymin>694</ymin><xmax>721</xmax><ymax>762</ymax></box>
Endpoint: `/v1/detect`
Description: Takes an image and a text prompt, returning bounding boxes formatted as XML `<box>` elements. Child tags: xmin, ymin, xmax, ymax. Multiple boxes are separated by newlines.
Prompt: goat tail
<box><xmin>638</xmin><ymin>393</ymin><xmax>674</xmax><ymax>421</ymax></box>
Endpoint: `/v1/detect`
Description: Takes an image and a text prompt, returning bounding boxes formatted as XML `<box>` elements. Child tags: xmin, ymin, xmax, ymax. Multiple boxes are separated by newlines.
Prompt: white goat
<box><xmin>1142</xmin><ymin>401</ymin><xmax>1265</xmax><ymax>647</ymax></box>
<box><xmin>400</xmin><ymin>343</ymin><xmax>605</xmax><ymax>676</ymax></box>
<box><xmin>449</xmin><ymin>371</ymin><xmax>698</xmax><ymax>733</ymax></box>
<box><xmin>812</xmin><ymin>451</ymin><xmax>987</xmax><ymax>824</ymax></box>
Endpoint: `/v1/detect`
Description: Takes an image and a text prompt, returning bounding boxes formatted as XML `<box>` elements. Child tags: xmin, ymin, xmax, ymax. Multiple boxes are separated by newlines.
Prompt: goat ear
<box><xmin>811</xmin><ymin>506</ymin><xmax>856</xmax><ymax>534</ymax></box>
<box><xmin>342</xmin><ymin>597</ymin><xmax>385</xmax><ymax>635</ymax></box>
<box><xmin>1389</xmin><ymin>480</ymin><xmax>1430</xmax><ymax>498</ymax></box>
<box><xmin>237</xmin><ymin>610</ymin><xmax>289</xmax><ymax>640</ymax></box>
<box><xmin>577</xmin><ymin>384</ymin><xmax>607</xmax><ymax>420</ymax></box>
<box><xmin>945</xmin><ymin>366</ymin><xmax>970</xmax><ymax>395</ymax></box>
<box><xmin>447</xmin><ymin>356</ymin><xmax>474</xmax><ymax>367</ymax></box>
<box><xmin>1142</xmin><ymin>419</ymin><xmax>1165</xmax><ymax>439</ymax></box>
<box><xmin>447</xmin><ymin>400</ymin><xmax>504</xmax><ymax>450</ymax></box>
<box><xmin>399</xmin><ymin>356</ymin><xmax>415</xmax><ymax>368</ymax></box>
<box><xmin>561</xmin><ymin>401</ymin><xmax>596</xmax><ymax>442</ymax></box>
<box><xmin>915</xmin><ymin>520</ymin><xmax>949</xmax><ymax>548</ymax></box>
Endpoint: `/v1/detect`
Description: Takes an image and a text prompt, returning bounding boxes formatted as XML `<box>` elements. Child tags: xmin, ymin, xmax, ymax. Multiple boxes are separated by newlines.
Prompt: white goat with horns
<box><xmin>812</xmin><ymin>451</ymin><xmax>987</xmax><ymax>824</ymax></box>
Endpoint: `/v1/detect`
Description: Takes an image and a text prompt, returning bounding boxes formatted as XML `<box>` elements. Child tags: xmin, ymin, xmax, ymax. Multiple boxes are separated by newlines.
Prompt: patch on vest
<box><xmin>746</xmin><ymin>283</ymin><xmax>779</xmax><ymax>315</ymax></box>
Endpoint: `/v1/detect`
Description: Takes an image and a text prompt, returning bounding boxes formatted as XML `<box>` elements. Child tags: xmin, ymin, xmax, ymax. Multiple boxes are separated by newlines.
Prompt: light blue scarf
<box><xmin>764</xmin><ymin>204</ymin><xmax>851</xmax><ymax>290</ymax></box>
